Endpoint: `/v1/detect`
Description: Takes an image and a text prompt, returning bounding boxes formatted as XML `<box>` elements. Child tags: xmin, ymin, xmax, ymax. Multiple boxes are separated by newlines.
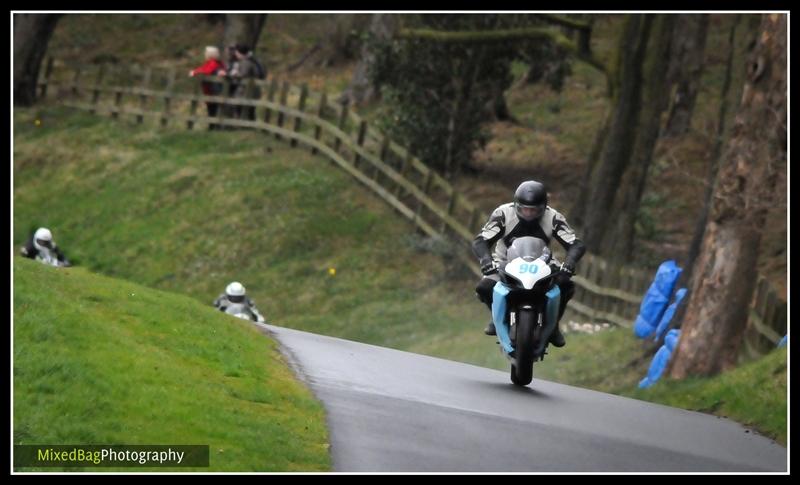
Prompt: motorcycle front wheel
<box><xmin>510</xmin><ymin>308</ymin><xmax>536</xmax><ymax>386</ymax></box>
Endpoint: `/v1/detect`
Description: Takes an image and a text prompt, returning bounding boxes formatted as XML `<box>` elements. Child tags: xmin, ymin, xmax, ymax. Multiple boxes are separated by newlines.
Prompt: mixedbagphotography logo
<box><xmin>14</xmin><ymin>445</ymin><xmax>209</xmax><ymax>468</ymax></box>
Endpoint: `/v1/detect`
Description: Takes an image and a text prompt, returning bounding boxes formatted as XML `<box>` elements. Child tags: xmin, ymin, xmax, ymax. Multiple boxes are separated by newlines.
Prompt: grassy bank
<box><xmin>13</xmin><ymin>257</ymin><xmax>331</xmax><ymax>471</ymax></box>
<box><xmin>13</xmin><ymin>106</ymin><xmax>499</xmax><ymax>368</ymax></box>
<box><xmin>625</xmin><ymin>347</ymin><xmax>787</xmax><ymax>445</ymax></box>
<box><xmin>531</xmin><ymin>328</ymin><xmax>788</xmax><ymax>445</ymax></box>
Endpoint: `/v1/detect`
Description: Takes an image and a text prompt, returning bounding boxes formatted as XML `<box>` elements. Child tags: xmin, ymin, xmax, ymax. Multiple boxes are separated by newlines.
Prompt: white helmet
<box><xmin>226</xmin><ymin>281</ymin><xmax>246</xmax><ymax>303</ymax></box>
<box><xmin>33</xmin><ymin>227</ymin><xmax>54</xmax><ymax>251</ymax></box>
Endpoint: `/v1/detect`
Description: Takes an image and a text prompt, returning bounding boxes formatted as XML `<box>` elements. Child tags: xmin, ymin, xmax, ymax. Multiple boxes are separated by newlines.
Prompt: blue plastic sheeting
<box><xmin>654</xmin><ymin>288</ymin><xmax>688</xmax><ymax>342</ymax></box>
<box><xmin>639</xmin><ymin>329</ymin><xmax>681</xmax><ymax>389</ymax></box>
<box><xmin>492</xmin><ymin>282</ymin><xmax>514</xmax><ymax>354</ymax></box>
<box><xmin>535</xmin><ymin>285</ymin><xmax>562</xmax><ymax>357</ymax></box>
<box><xmin>777</xmin><ymin>335</ymin><xmax>787</xmax><ymax>348</ymax></box>
<box><xmin>634</xmin><ymin>260</ymin><xmax>683</xmax><ymax>339</ymax></box>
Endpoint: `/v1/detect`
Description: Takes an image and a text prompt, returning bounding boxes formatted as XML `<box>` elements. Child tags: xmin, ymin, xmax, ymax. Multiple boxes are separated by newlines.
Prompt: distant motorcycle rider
<box><xmin>20</xmin><ymin>227</ymin><xmax>72</xmax><ymax>267</ymax></box>
<box><xmin>213</xmin><ymin>281</ymin><xmax>266</xmax><ymax>323</ymax></box>
<box><xmin>472</xmin><ymin>180</ymin><xmax>586</xmax><ymax>346</ymax></box>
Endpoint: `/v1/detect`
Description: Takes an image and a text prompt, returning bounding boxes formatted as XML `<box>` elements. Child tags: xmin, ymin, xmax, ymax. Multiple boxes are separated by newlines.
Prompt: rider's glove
<box><xmin>559</xmin><ymin>262</ymin><xmax>575</xmax><ymax>276</ymax></box>
<box><xmin>555</xmin><ymin>262</ymin><xmax>575</xmax><ymax>285</ymax></box>
<box><xmin>480</xmin><ymin>260</ymin><xmax>498</xmax><ymax>276</ymax></box>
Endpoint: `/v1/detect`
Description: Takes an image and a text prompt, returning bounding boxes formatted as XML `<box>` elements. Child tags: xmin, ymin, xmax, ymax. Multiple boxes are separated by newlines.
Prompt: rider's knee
<box><xmin>475</xmin><ymin>278</ymin><xmax>495</xmax><ymax>304</ymax></box>
<box><xmin>559</xmin><ymin>280</ymin><xmax>575</xmax><ymax>299</ymax></box>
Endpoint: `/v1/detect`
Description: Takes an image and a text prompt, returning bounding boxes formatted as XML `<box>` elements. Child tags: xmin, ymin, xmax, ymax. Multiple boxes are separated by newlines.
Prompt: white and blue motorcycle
<box><xmin>492</xmin><ymin>237</ymin><xmax>564</xmax><ymax>387</ymax></box>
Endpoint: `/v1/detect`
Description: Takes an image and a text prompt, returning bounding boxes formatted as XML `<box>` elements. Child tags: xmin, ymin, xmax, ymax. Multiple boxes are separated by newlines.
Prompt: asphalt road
<box><xmin>259</xmin><ymin>324</ymin><xmax>787</xmax><ymax>473</ymax></box>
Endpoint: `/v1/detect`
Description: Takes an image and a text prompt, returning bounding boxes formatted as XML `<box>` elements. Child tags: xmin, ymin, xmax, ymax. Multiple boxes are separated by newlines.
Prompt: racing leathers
<box><xmin>472</xmin><ymin>202</ymin><xmax>586</xmax><ymax>323</ymax></box>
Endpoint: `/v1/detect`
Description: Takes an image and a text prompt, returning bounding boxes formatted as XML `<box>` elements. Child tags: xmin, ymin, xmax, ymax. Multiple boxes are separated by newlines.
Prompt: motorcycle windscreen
<box><xmin>491</xmin><ymin>282</ymin><xmax>515</xmax><ymax>354</ymax></box>
<box><xmin>534</xmin><ymin>285</ymin><xmax>562</xmax><ymax>356</ymax></box>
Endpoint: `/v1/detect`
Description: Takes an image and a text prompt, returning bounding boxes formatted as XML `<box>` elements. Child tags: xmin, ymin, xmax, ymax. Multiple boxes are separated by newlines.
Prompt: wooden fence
<box><xmin>741</xmin><ymin>276</ymin><xmax>788</xmax><ymax>361</ymax></box>
<box><xmin>33</xmin><ymin>58</ymin><xmax>787</xmax><ymax>354</ymax></box>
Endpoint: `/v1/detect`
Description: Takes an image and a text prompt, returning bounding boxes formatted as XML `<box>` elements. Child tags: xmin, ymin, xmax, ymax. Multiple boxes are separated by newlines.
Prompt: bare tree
<box><xmin>223</xmin><ymin>14</ymin><xmax>268</xmax><ymax>50</ymax></box>
<box><xmin>663</xmin><ymin>15</ymin><xmax>710</xmax><ymax>137</ymax></box>
<box><xmin>599</xmin><ymin>15</ymin><xmax>676</xmax><ymax>259</ymax></box>
<box><xmin>340</xmin><ymin>14</ymin><xmax>399</xmax><ymax>106</ymax></box>
<box><xmin>669</xmin><ymin>14</ymin><xmax>786</xmax><ymax>378</ymax></box>
<box><xmin>572</xmin><ymin>15</ymin><xmax>649</xmax><ymax>230</ymax></box>
<box><xmin>13</xmin><ymin>13</ymin><xmax>62</xmax><ymax>107</ymax></box>
<box><xmin>683</xmin><ymin>15</ymin><xmax>742</xmax><ymax>288</ymax></box>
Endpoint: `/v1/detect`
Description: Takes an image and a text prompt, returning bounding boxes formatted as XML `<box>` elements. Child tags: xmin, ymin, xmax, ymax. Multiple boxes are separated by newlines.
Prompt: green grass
<box><xmin>13</xmin><ymin>105</ymin><xmax>491</xmax><ymax>367</ymax></box>
<box><xmin>13</xmin><ymin>257</ymin><xmax>331</xmax><ymax>471</ymax></box>
<box><xmin>528</xmin><ymin>327</ymin><xmax>787</xmax><ymax>446</ymax></box>
<box><xmin>626</xmin><ymin>347</ymin><xmax>787</xmax><ymax>445</ymax></box>
<box><xmin>530</xmin><ymin>327</ymin><xmax>654</xmax><ymax>391</ymax></box>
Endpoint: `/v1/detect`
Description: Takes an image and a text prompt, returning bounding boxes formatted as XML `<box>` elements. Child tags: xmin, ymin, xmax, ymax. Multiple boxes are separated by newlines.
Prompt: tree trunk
<box><xmin>663</xmin><ymin>15</ymin><xmax>710</xmax><ymax>137</ymax></box>
<box><xmin>669</xmin><ymin>14</ymin><xmax>786</xmax><ymax>378</ymax></box>
<box><xmin>600</xmin><ymin>15</ymin><xmax>676</xmax><ymax>260</ymax></box>
<box><xmin>572</xmin><ymin>109</ymin><xmax>610</xmax><ymax>228</ymax></box>
<box><xmin>223</xmin><ymin>14</ymin><xmax>268</xmax><ymax>50</ymax></box>
<box><xmin>484</xmin><ymin>78</ymin><xmax>515</xmax><ymax>122</ymax></box>
<box><xmin>580</xmin><ymin>15</ymin><xmax>653</xmax><ymax>252</ymax></box>
<box><xmin>340</xmin><ymin>14</ymin><xmax>398</xmax><ymax>106</ymax></box>
<box><xmin>683</xmin><ymin>15</ymin><xmax>741</xmax><ymax>287</ymax></box>
<box><xmin>13</xmin><ymin>14</ymin><xmax>62</xmax><ymax>107</ymax></box>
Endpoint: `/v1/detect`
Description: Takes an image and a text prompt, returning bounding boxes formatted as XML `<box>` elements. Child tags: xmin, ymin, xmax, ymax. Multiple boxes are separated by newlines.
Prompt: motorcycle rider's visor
<box><xmin>35</xmin><ymin>238</ymin><xmax>53</xmax><ymax>248</ymax></box>
<box><xmin>227</xmin><ymin>294</ymin><xmax>245</xmax><ymax>303</ymax></box>
<box><xmin>516</xmin><ymin>203</ymin><xmax>544</xmax><ymax>219</ymax></box>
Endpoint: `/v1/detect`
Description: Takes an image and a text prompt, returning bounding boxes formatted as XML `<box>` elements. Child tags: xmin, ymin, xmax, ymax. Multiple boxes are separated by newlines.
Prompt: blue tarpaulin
<box><xmin>639</xmin><ymin>329</ymin><xmax>681</xmax><ymax>389</ymax></box>
<box><xmin>634</xmin><ymin>260</ymin><xmax>683</xmax><ymax>339</ymax></box>
<box><xmin>654</xmin><ymin>287</ymin><xmax>688</xmax><ymax>342</ymax></box>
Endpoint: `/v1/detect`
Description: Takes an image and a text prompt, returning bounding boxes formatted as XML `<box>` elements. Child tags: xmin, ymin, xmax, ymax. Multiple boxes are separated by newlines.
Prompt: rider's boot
<box><xmin>549</xmin><ymin>325</ymin><xmax>566</xmax><ymax>347</ymax></box>
<box><xmin>484</xmin><ymin>320</ymin><xmax>497</xmax><ymax>336</ymax></box>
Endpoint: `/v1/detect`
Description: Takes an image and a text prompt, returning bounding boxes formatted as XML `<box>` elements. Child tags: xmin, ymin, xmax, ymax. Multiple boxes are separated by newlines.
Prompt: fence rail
<box><xmin>34</xmin><ymin>58</ymin><xmax>786</xmax><ymax>353</ymax></box>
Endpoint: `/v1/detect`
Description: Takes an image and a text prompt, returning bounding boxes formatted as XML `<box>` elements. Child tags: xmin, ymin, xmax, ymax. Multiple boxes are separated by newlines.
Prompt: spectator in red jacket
<box><xmin>189</xmin><ymin>46</ymin><xmax>226</xmax><ymax>130</ymax></box>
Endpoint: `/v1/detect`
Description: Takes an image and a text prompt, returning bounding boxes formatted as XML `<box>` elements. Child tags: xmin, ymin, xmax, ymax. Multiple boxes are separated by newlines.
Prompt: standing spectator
<box><xmin>227</xmin><ymin>44</ymin><xmax>263</xmax><ymax>121</ymax></box>
<box><xmin>189</xmin><ymin>46</ymin><xmax>226</xmax><ymax>130</ymax></box>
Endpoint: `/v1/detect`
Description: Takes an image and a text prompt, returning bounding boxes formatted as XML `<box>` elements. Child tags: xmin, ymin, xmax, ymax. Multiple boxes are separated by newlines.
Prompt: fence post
<box><xmin>89</xmin><ymin>64</ymin><xmax>107</xmax><ymax>115</ymax></box>
<box><xmin>111</xmin><ymin>88</ymin><xmax>123</xmax><ymax>120</ymax></box>
<box><xmin>311</xmin><ymin>92</ymin><xmax>327</xmax><ymax>155</ymax></box>
<box><xmin>161</xmin><ymin>68</ymin><xmax>176</xmax><ymax>128</ymax></box>
<box><xmin>333</xmin><ymin>101</ymin><xmax>349</xmax><ymax>153</ymax></box>
<box><xmin>216</xmin><ymin>76</ymin><xmax>232</xmax><ymax>130</ymax></box>
<box><xmin>264</xmin><ymin>78</ymin><xmax>278</xmax><ymax>124</ymax></box>
<box><xmin>439</xmin><ymin>192</ymin><xmax>458</xmax><ymax>234</ymax></box>
<box><xmin>763</xmin><ymin>290</ymin><xmax>779</xmax><ymax>345</ymax></box>
<box><xmin>379</xmin><ymin>135</ymin><xmax>391</xmax><ymax>163</ymax></box>
<box><xmin>188</xmin><ymin>81</ymin><xmax>199</xmax><ymax>132</ymax></box>
<box><xmin>774</xmin><ymin>301</ymin><xmax>788</xmax><ymax>339</ymax></box>
<box><xmin>752</xmin><ymin>278</ymin><xmax>769</xmax><ymax>343</ymax></box>
<box><xmin>291</xmin><ymin>83</ymin><xmax>309</xmax><ymax>147</ymax></box>
<box><xmin>137</xmin><ymin>67</ymin><xmax>151</xmax><ymax>124</ymax></box>
<box><xmin>394</xmin><ymin>149</ymin><xmax>413</xmax><ymax>198</ymax></box>
<box><xmin>354</xmin><ymin>120</ymin><xmax>368</xmax><ymax>168</ymax></box>
<box><xmin>595</xmin><ymin>258</ymin><xmax>607</xmax><ymax>321</ymax></box>
<box><xmin>275</xmin><ymin>81</ymin><xmax>290</xmax><ymax>139</ymax></box>
<box><xmin>39</xmin><ymin>56</ymin><xmax>55</xmax><ymax>99</ymax></box>
<box><xmin>622</xmin><ymin>267</ymin><xmax>636</xmax><ymax>322</ymax></box>
<box><xmin>71</xmin><ymin>66</ymin><xmax>82</xmax><ymax>97</ymax></box>
<box><xmin>414</xmin><ymin>170</ymin><xmax>434</xmax><ymax>221</ymax></box>
<box><xmin>583</xmin><ymin>255</ymin><xmax>597</xmax><ymax>321</ymax></box>
<box><xmin>468</xmin><ymin>208</ymin><xmax>480</xmax><ymax>233</ymax></box>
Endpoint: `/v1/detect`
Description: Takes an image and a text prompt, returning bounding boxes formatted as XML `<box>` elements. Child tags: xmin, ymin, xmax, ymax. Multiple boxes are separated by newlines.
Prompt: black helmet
<box><xmin>514</xmin><ymin>180</ymin><xmax>548</xmax><ymax>221</ymax></box>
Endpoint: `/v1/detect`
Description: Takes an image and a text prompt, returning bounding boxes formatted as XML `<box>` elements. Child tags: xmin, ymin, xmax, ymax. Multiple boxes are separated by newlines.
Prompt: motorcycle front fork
<box><xmin>508</xmin><ymin>310</ymin><xmax>544</xmax><ymax>346</ymax></box>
